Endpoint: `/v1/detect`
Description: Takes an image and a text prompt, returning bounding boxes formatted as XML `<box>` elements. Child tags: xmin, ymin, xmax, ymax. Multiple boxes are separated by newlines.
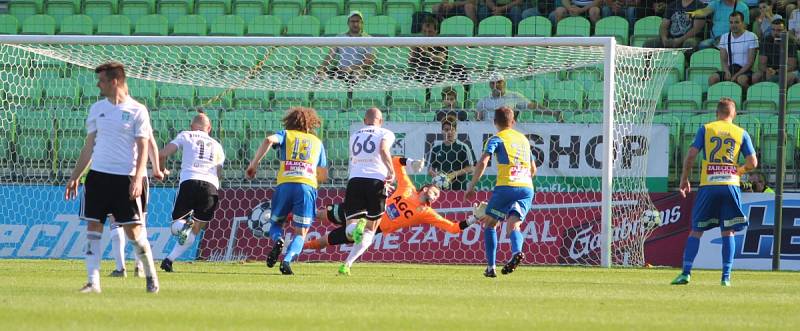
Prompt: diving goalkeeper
<box><xmin>304</xmin><ymin>156</ymin><xmax>487</xmax><ymax>275</ymax></box>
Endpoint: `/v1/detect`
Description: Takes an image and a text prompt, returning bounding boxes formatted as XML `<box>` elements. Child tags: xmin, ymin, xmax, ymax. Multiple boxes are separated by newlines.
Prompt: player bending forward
<box><xmin>304</xmin><ymin>156</ymin><xmax>487</xmax><ymax>275</ymax></box>
<box><xmin>159</xmin><ymin>112</ymin><xmax>225</xmax><ymax>273</ymax></box>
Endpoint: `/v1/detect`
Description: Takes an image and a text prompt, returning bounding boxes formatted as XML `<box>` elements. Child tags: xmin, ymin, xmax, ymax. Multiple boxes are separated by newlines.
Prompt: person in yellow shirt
<box><xmin>246</xmin><ymin>107</ymin><xmax>328</xmax><ymax>275</ymax></box>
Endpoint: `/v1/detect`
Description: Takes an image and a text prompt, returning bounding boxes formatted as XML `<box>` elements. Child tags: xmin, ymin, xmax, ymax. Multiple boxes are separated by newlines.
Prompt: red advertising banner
<box><xmin>199</xmin><ymin>189</ymin><xmax>693</xmax><ymax>266</ymax></box>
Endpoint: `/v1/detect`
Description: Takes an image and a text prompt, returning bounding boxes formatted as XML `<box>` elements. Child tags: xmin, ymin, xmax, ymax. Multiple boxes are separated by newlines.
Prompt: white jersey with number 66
<box><xmin>348</xmin><ymin>125</ymin><xmax>395</xmax><ymax>181</ymax></box>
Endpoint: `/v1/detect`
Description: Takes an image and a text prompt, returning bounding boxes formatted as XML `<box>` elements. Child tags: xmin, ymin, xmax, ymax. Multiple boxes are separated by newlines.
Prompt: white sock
<box><xmin>345</xmin><ymin>223</ymin><xmax>356</xmax><ymax>238</ymax></box>
<box><xmin>344</xmin><ymin>229</ymin><xmax>375</xmax><ymax>268</ymax></box>
<box><xmin>134</xmin><ymin>227</ymin><xmax>146</xmax><ymax>270</ymax></box>
<box><xmin>110</xmin><ymin>226</ymin><xmax>125</xmax><ymax>271</ymax></box>
<box><xmin>130</xmin><ymin>232</ymin><xmax>157</xmax><ymax>280</ymax></box>
<box><xmin>86</xmin><ymin>231</ymin><xmax>102</xmax><ymax>286</ymax></box>
<box><xmin>167</xmin><ymin>231</ymin><xmax>195</xmax><ymax>261</ymax></box>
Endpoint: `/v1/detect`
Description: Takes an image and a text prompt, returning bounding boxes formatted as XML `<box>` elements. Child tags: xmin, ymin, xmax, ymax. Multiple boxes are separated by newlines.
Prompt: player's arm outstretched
<box><xmin>420</xmin><ymin>202</ymin><xmax>486</xmax><ymax>234</ymax></box>
<box><xmin>245</xmin><ymin>134</ymin><xmax>282</xmax><ymax>178</ymax></box>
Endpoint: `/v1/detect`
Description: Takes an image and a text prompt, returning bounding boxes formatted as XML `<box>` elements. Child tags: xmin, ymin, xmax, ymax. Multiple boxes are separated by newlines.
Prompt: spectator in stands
<box><xmin>432</xmin><ymin>0</ymin><xmax>479</xmax><ymax>23</ymax></box>
<box><xmin>643</xmin><ymin>0</ymin><xmax>706</xmax><ymax>49</ymax></box>
<box><xmin>789</xmin><ymin>6</ymin><xmax>800</xmax><ymax>42</ymax></box>
<box><xmin>428</xmin><ymin>116</ymin><xmax>476</xmax><ymax>191</ymax></box>
<box><xmin>409</xmin><ymin>16</ymin><xmax>448</xmax><ymax>84</ymax></box>
<box><xmin>708</xmin><ymin>11</ymin><xmax>759</xmax><ymax>90</ymax></box>
<box><xmin>753</xmin><ymin>18</ymin><xmax>798</xmax><ymax>83</ymax></box>
<box><xmin>316</xmin><ymin>11</ymin><xmax>374</xmax><ymax>86</ymax></box>
<box><xmin>602</xmin><ymin>0</ymin><xmax>640</xmax><ymax>25</ymax></box>
<box><xmin>747</xmin><ymin>172</ymin><xmax>775</xmax><ymax>193</ymax></box>
<box><xmin>435</xmin><ymin>87</ymin><xmax>470</xmax><ymax>121</ymax></box>
<box><xmin>550</xmin><ymin>0</ymin><xmax>604</xmax><ymax>25</ymax></box>
<box><xmin>688</xmin><ymin>0</ymin><xmax>751</xmax><ymax>49</ymax></box>
<box><xmin>479</xmin><ymin>0</ymin><xmax>542</xmax><ymax>28</ymax></box>
<box><xmin>475</xmin><ymin>76</ymin><xmax>537</xmax><ymax>121</ymax></box>
<box><xmin>754</xmin><ymin>0</ymin><xmax>783</xmax><ymax>39</ymax></box>
<box><xmin>773</xmin><ymin>0</ymin><xmax>796</xmax><ymax>20</ymax></box>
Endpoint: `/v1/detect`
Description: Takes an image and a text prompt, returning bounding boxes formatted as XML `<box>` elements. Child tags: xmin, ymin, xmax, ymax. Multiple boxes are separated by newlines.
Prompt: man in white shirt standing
<box><xmin>338</xmin><ymin>107</ymin><xmax>395</xmax><ymax>276</ymax></box>
<box><xmin>65</xmin><ymin>62</ymin><xmax>160</xmax><ymax>294</ymax></box>
<box><xmin>158</xmin><ymin>111</ymin><xmax>225</xmax><ymax>273</ymax></box>
<box><xmin>708</xmin><ymin>11</ymin><xmax>759</xmax><ymax>90</ymax></box>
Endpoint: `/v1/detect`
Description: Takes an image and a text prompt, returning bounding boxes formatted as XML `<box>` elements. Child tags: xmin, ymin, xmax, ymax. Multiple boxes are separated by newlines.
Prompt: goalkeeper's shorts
<box><xmin>271</xmin><ymin>183</ymin><xmax>317</xmax><ymax>229</ymax></box>
<box><xmin>692</xmin><ymin>185</ymin><xmax>747</xmax><ymax>232</ymax></box>
<box><xmin>486</xmin><ymin>186</ymin><xmax>534</xmax><ymax>221</ymax></box>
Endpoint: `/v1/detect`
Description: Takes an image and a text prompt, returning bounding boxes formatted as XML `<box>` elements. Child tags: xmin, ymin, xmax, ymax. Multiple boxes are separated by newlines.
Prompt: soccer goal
<box><xmin>0</xmin><ymin>35</ymin><xmax>678</xmax><ymax>267</ymax></box>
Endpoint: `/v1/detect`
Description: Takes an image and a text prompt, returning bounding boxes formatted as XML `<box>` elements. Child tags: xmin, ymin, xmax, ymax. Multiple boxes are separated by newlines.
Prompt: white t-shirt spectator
<box><xmin>718</xmin><ymin>30</ymin><xmax>759</xmax><ymax>67</ymax></box>
<box><xmin>86</xmin><ymin>96</ymin><xmax>152</xmax><ymax>176</ymax></box>
<box><xmin>476</xmin><ymin>91</ymin><xmax>531</xmax><ymax>122</ymax></box>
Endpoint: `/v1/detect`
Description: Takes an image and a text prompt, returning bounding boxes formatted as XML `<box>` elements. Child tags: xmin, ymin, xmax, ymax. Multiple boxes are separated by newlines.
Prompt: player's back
<box><xmin>172</xmin><ymin>130</ymin><xmax>225</xmax><ymax>188</ymax></box>
<box><xmin>348</xmin><ymin>125</ymin><xmax>395</xmax><ymax>181</ymax></box>
<box><xmin>276</xmin><ymin>129</ymin><xmax>326</xmax><ymax>188</ymax></box>
<box><xmin>695</xmin><ymin>120</ymin><xmax>753</xmax><ymax>187</ymax></box>
<box><xmin>486</xmin><ymin>128</ymin><xmax>533</xmax><ymax>188</ymax></box>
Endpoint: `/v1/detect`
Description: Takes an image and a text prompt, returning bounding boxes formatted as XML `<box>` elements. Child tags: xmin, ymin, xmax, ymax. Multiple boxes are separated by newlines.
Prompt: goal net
<box><xmin>0</xmin><ymin>36</ymin><xmax>678</xmax><ymax>267</ymax></box>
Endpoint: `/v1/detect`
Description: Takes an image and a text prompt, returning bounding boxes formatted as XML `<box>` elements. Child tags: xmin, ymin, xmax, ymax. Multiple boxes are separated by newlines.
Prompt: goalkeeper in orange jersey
<box><xmin>304</xmin><ymin>156</ymin><xmax>486</xmax><ymax>275</ymax></box>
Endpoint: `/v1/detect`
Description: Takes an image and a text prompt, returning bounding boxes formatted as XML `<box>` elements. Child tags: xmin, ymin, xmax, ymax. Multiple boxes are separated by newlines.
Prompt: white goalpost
<box><xmin>0</xmin><ymin>35</ymin><xmax>678</xmax><ymax>267</ymax></box>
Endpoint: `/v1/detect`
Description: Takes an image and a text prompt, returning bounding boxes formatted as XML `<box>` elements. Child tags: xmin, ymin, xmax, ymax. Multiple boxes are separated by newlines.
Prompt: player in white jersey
<box><xmin>64</xmin><ymin>62</ymin><xmax>160</xmax><ymax>293</ymax></box>
<box><xmin>158</xmin><ymin>112</ymin><xmax>225</xmax><ymax>273</ymax></box>
<box><xmin>338</xmin><ymin>107</ymin><xmax>395</xmax><ymax>275</ymax></box>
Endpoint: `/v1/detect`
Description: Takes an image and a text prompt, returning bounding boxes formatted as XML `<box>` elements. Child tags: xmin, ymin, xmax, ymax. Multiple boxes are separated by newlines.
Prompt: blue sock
<box><xmin>510</xmin><ymin>229</ymin><xmax>523</xmax><ymax>254</ymax></box>
<box><xmin>721</xmin><ymin>235</ymin><xmax>735</xmax><ymax>280</ymax></box>
<box><xmin>682</xmin><ymin>236</ymin><xmax>700</xmax><ymax>276</ymax></box>
<box><xmin>283</xmin><ymin>235</ymin><xmax>305</xmax><ymax>263</ymax></box>
<box><xmin>484</xmin><ymin>227</ymin><xmax>497</xmax><ymax>269</ymax></box>
<box><xmin>268</xmin><ymin>221</ymin><xmax>284</xmax><ymax>242</ymax></box>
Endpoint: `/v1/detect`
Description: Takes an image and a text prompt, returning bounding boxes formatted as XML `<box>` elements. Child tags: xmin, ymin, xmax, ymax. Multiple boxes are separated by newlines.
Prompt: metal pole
<box><xmin>772</xmin><ymin>31</ymin><xmax>788</xmax><ymax>271</ymax></box>
<box><xmin>600</xmin><ymin>38</ymin><xmax>617</xmax><ymax>268</ymax></box>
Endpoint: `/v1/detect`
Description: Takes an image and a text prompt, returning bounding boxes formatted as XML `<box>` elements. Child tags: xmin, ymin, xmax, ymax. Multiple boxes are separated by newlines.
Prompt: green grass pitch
<box><xmin>1</xmin><ymin>259</ymin><xmax>797</xmax><ymax>330</ymax></box>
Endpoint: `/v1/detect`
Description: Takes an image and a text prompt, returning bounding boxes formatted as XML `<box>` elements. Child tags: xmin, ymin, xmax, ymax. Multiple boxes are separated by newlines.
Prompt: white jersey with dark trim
<box><xmin>169</xmin><ymin>130</ymin><xmax>225</xmax><ymax>189</ymax></box>
<box><xmin>348</xmin><ymin>125</ymin><xmax>395</xmax><ymax>181</ymax></box>
<box><xmin>87</xmin><ymin>96</ymin><xmax>152</xmax><ymax>176</ymax></box>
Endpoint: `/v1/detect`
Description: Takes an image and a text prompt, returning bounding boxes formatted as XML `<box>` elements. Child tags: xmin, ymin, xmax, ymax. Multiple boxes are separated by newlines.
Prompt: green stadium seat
<box><xmin>0</xmin><ymin>15</ymin><xmax>20</xmax><ymax>34</ymax></box>
<box><xmin>58</xmin><ymin>15</ymin><xmax>93</xmax><ymax>35</ymax></box>
<box><xmin>440</xmin><ymin>15</ymin><xmax>473</xmax><ymax>36</ymax></box>
<box><xmin>759</xmin><ymin>114</ymin><xmax>797</xmax><ymax>168</ymax></box>
<box><xmin>210</xmin><ymin>15</ymin><xmax>245</xmax><ymax>35</ymax></box>
<box><xmin>323</xmin><ymin>14</ymin><xmax>348</xmax><ymax>35</ymax></box>
<box><xmin>219</xmin><ymin>136</ymin><xmax>243</xmax><ymax>165</ymax></box>
<box><xmin>197</xmin><ymin>0</ymin><xmax>232</xmax><ymax>24</ymax></box>
<box><xmin>158</xmin><ymin>84</ymin><xmax>197</xmax><ymax>110</ymax></box>
<box><xmin>530</xmin><ymin>71</ymin><xmax>560</xmax><ymax>91</ymax></box>
<box><xmin>517</xmin><ymin>111</ymin><xmax>561</xmax><ymax>123</ymax></box>
<box><xmin>246</xmin><ymin>15</ymin><xmax>282</xmax><ymax>36</ymax></box>
<box><xmin>351</xmin><ymin>89</ymin><xmax>387</xmax><ymax>109</ymax></box>
<box><xmin>0</xmin><ymin>111</ymin><xmax>14</xmax><ymax>161</ymax></box>
<box><xmin>158</xmin><ymin>0</ymin><xmax>196</xmax><ymax>28</ymax></box>
<box><xmin>429</xmin><ymin>85</ymin><xmax>465</xmax><ymax>109</ymax></box>
<box><xmin>631</xmin><ymin>16</ymin><xmax>661</xmax><ymax>47</ymax></box>
<box><xmin>788</xmin><ymin>83</ymin><xmax>800</xmax><ymax>112</ymax></box>
<box><xmin>325</xmin><ymin>136</ymin><xmax>349</xmax><ymax>163</ymax></box>
<box><xmin>389</xmin><ymin>88</ymin><xmax>426</xmax><ymax>111</ymax></box>
<box><xmin>41</xmin><ymin>78</ymin><xmax>80</xmax><ymax>109</ymax></box>
<box><xmin>196</xmin><ymin>87</ymin><xmax>233</xmax><ymax>109</ymax></box>
<box><xmin>248</xmin><ymin>110</ymin><xmax>282</xmax><ymax>136</ymax></box>
<box><xmin>347</xmin><ymin>0</ymin><xmax>382</xmax><ymax>17</ymax></box>
<box><xmin>478</xmin><ymin>16</ymin><xmax>512</xmax><ymax>37</ymax></box>
<box><xmin>384</xmin><ymin>0</ymin><xmax>417</xmax><ymax>35</ymax></box>
<box><xmin>233</xmin><ymin>89</ymin><xmax>271</xmax><ymax>110</ymax></box>
<box><xmin>583</xmin><ymin>81</ymin><xmax>603</xmax><ymax>110</ymax></box>
<box><xmin>285</xmin><ymin>15</ymin><xmax>321</xmax><ymax>36</ymax></box>
<box><xmin>704</xmin><ymin>81</ymin><xmax>742</xmax><ymax>110</ymax></box>
<box><xmin>7</xmin><ymin>81</ymin><xmax>44</xmax><ymax>109</ymax></box>
<box><xmin>374</xmin><ymin>46</ymin><xmax>408</xmax><ymax>71</ymax></box>
<box><xmin>149</xmin><ymin>109</ymin><xmax>175</xmax><ymax>139</ymax></box>
<box><xmin>81</xmin><ymin>82</ymin><xmax>101</xmax><ymax>106</ymax></box>
<box><xmin>546</xmin><ymin>81</ymin><xmax>584</xmax><ymax>110</ymax></box>
<box><xmin>121</xmin><ymin>0</ymin><xmax>156</xmax><ymax>25</ymax></box>
<box><xmin>172</xmin><ymin>15</ymin><xmax>207</xmax><ymax>35</ymax></box>
<box><xmin>312</xmin><ymin>89</ymin><xmax>349</xmax><ymax>111</ymax></box>
<box><xmin>652</xmin><ymin>112</ymin><xmax>682</xmax><ymax>183</ymax></box>
<box><xmin>9</xmin><ymin>0</ymin><xmax>44</xmax><ymax>25</ymax></box>
<box><xmin>391</xmin><ymin>110</ymin><xmax>431</xmax><ymax>122</ymax></box>
<box><xmin>556</xmin><ymin>16</ymin><xmax>589</xmax><ymax>37</ymax></box>
<box><xmin>652</xmin><ymin>50</ymin><xmax>686</xmax><ymax>83</ymax></box>
<box><xmin>594</xmin><ymin>16</ymin><xmax>628</xmax><ymax>45</ymax></box>
<box><xmin>567</xmin><ymin>65</ymin><xmax>602</xmax><ymax>90</ymax></box>
<box><xmin>233</xmin><ymin>0</ymin><xmax>270</xmax><ymax>24</ymax></box>
<box><xmin>17</xmin><ymin>110</ymin><xmax>53</xmax><ymax>163</ymax></box>
<box><xmin>128</xmin><ymin>78</ymin><xmax>157</xmax><ymax>108</ymax></box>
<box><xmin>271</xmin><ymin>91</ymin><xmax>311</xmax><ymax>110</ymax></box>
<box><xmin>220</xmin><ymin>109</ymin><xmax>256</xmax><ymax>138</ymax></box>
<box><xmin>564</xmin><ymin>111</ymin><xmax>602</xmax><ymax>123</ymax></box>
<box><xmin>687</xmin><ymin>48</ymin><xmax>721</xmax><ymax>93</ymax></box>
<box><xmin>450</xmin><ymin>46</ymin><xmax>490</xmax><ymax>71</ymax></box>
<box><xmin>517</xmin><ymin>15</ymin><xmax>551</xmax><ymax>37</ymax></box>
<box><xmin>96</xmin><ymin>15</ymin><xmax>131</xmax><ymax>35</ymax></box>
<box><xmin>365</xmin><ymin>15</ymin><xmax>397</xmax><ymax>36</ymax></box>
<box><xmin>22</xmin><ymin>14</ymin><xmax>56</xmax><ymax>35</ymax></box>
<box><xmin>45</xmin><ymin>0</ymin><xmax>80</xmax><ymax>25</ymax></box>
<box><xmin>293</xmin><ymin>46</ymin><xmax>329</xmax><ymax>70</ymax></box>
<box><xmin>421</xmin><ymin>0</ymin><xmax>439</xmax><ymax>12</ymax></box>
<box><xmin>83</xmin><ymin>1</ymin><xmax>118</xmax><ymax>25</ymax></box>
<box><xmin>744</xmin><ymin>82</ymin><xmax>779</xmax><ymax>112</ymax></box>
<box><xmin>271</xmin><ymin>0</ymin><xmax>305</xmax><ymax>25</ymax></box>
<box><xmin>466</xmin><ymin>83</ymin><xmax>491</xmax><ymax>108</ymax></box>
<box><xmin>54</xmin><ymin>109</ymin><xmax>87</xmax><ymax>162</ymax></box>
<box><xmin>309</xmin><ymin>0</ymin><xmax>344</xmax><ymax>30</ymax></box>
<box><xmin>666</xmin><ymin>81</ymin><xmax>702</xmax><ymax>111</ymax></box>
<box><xmin>134</xmin><ymin>14</ymin><xmax>169</xmax><ymax>35</ymax></box>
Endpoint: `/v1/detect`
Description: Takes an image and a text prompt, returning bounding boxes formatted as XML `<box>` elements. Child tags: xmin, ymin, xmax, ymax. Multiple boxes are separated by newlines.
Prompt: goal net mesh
<box><xmin>0</xmin><ymin>39</ymin><xmax>678</xmax><ymax>266</ymax></box>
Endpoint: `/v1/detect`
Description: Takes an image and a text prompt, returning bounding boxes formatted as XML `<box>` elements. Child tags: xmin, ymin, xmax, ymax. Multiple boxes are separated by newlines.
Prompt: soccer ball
<box><xmin>170</xmin><ymin>219</ymin><xmax>188</xmax><ymax>236</ymax></box>
<box><xmin>247</xmin><ymin>200</ymin><xmax>272</xmax><ymax>238</ymax></box>
<box><xmin>432</xmin><ymin>174</ymin><xmax>450</xmax><ymax>189</ymax></box>
<box><xmin>640</xmin><ymin>209</ymin><xmax>662</xmax><ymax>230</ymax></box>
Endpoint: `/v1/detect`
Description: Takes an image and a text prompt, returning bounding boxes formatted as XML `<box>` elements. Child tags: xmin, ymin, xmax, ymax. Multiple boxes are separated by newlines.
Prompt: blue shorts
<box><xmin>692</xmin><ymin>185</ymin><xmax>747</xmax><ymax>232</ymax></box>
<box><xmin>486</xmin><ymin>186</ymin><xmax>534</xmax><ymax>221</ymax></box>
<box><xmin>270</xmin><ymin>183</ymin><xmax>317</xmax><ymax>229</ymax></box>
